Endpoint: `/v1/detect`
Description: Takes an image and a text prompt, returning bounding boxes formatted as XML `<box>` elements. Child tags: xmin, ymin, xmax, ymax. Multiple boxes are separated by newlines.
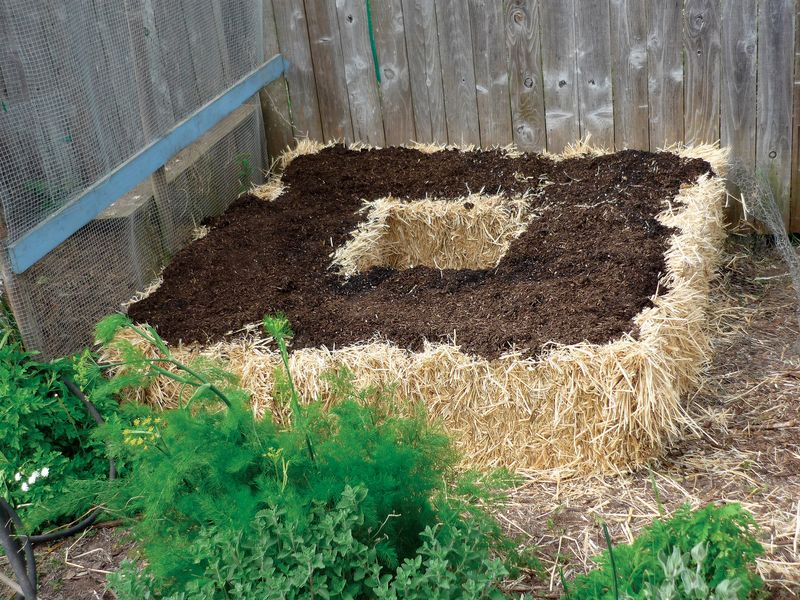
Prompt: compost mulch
<box><xmin>128</xmin><ymin>146</ymin><xmax>711</xmax><ymax>358</ymax></box>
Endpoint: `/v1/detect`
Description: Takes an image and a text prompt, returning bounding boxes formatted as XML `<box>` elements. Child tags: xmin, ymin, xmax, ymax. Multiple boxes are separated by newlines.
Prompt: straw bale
<box><xmin>113</xmin><ymin>141</ymin><xmax>728</xmax><ymax>477</ymax></box>
<box><xmin>331</xmin><ymin>193</ymin><xmax>535</xmax><ymax>277</ymax></box>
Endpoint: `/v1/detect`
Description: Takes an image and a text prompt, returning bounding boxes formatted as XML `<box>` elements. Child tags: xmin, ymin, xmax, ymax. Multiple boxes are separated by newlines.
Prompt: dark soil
<box><xmin>128</xmin><ymin>146</ymin><xmax>711</xmax><ymax>358</ymax></box>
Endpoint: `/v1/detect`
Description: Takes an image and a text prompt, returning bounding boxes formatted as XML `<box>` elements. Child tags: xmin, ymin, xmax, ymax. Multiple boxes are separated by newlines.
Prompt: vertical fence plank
<box><xmin>401</xmin><ymin>0</ymin><xmax>447</xmax><ymax>143</ymax></box>
<box><xmin>184</xmin><ymin>1</ymin><xmax>229</xmax><ymax>107</ymax></box>
<box><xmin>468</xmin><ymin>0</ymin><xmax>513</xmax><ymax>147</ymax></box>
<box><xmin>305</xmin><ymin>0</ymin><xmax>354</xmax><ymax>141</ymax></box>
<box><xmin>758</xmin><ymin>0</ymin><xmax>795</xmax><ymax>225</ymax></box>
<box><xmin>124</xmin><ymin>0</ymin><xmax>177</xmax><ymax>250</ymax></box>
<box><xmin>505</xmin><ymin>0</ymin><xmax>546</xmax><ymax>152</ymax></box>
<box><xmin>434</xmin><ymin>0</ymin><xmax>480</xmax><ymax>146</ymax></box>
<box><xmin>792</xmin><ymin>3</ymin><xmax>800</xmax><ymax>232</ymax></box>
<box><xmin>684</xmin><ymin>0</ymin><xmax>721</xmax><ymax>146</ymax></box>
<box><xmin>154</xmin><ymin>1</ymin><xmax>202</xmax><ymax>121</ymax></box>
<box><xmin>92</xmin><ymin>0</ymin><xmax>146</xmax><ymax>166</ymax></box>
<box><xmin>574</xmin><ymin>0</ymin><xmax>613</xmax><ymax>147</ymax></box>
<box><xmin>259</xmin><ymin>0</ymin><xmax>294</xmax><ymax>158</ymax></box>
<box><xmin>272</xmin><ymin>0</ymin><xmax>323</xmax><ymax>141</ymax></box>
<box><xmin>540</xmin><ymin>0</ymin><xmax>580</xmax><ymax>152</ymax></box>
<box><xmin>720</xmin><ymin>0</ymin><xmax>756</xmax><ymax>225</ymax></box>
<box><xmin>610</xmin><ymin>0</ymin><xmax>649</xmax><ymax>149</ymax></box>
<box><xmin>336</xmin><ymin>0</ymin><xmax>386</xmax><ymax>145</ymax></box>
<box><xmin>369</xmin><ymin>0</ymin><xmax>416</xmax><ymax>145</ymax></box>
<box><xmin>647</xmin><ymin>0</ymin><xmax>683</xmax><ymax>148</ymax></box>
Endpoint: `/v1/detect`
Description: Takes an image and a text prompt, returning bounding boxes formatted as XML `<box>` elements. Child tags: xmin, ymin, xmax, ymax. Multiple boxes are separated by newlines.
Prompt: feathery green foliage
<box><xmin>0</xmin><ymin>333</ymin><xmax>115</xmax><ymax>526</ymax></box>
<box><xmin>566</xmin><ymin>503</ymin><xmax>764</xmax><ymax>599</ymax></box>
<box><xmin>87</xmin><ymin>314</ymin><xmax>536</xmax><ymax>596</ymax></box>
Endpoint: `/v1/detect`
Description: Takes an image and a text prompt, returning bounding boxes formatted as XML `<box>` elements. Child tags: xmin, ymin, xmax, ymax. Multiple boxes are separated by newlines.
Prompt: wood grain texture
<box><xmin>792</xmin><ymin>2</ymin><xmax>800</xmax><ymax>232</ymax></box>
<box><xmin>125</xmin><ymin>0</ymin><xmax>175</xmax><ymax>135</ymax></box>
<box><xmin>304</xmin><ymin>0</ymin><xmax>354</xmax><ymax>141</ymax></box>
<box><xmin>505</xmin><ymin>0</ymin><xmax>546</xmax><ymax>151</ymax></box>
<box><xmin>401</xmin><ymin>0</ymin><xmax>447</xmax><ymax>143</ymax></box>
<box><xmin>369</xmin><ymin>0</ymin><xmax>416</xmax><ymax>145</ymax></box>
<box><xmin>124</xmin><ymin>0</ymin><xmax>177</xmax><ymax>249</ymax></box>
<box><xmin>757</xmin><ymin>0</ymin><xmax>795</xmax><ymax>225</ymax></box>
<box><xmin>468</xmin><ymin>0</ymin><xmax>513</xmax><ymax>147</ymax></box>
<box><xmin>183</xmin><ymin>0</ymin><xmax>230</xmax><ymax>104</ymax></box>
<box><xmin>684</xmin><ymin>0</ymin><xmax>721</xmax><ymax>145</ymax></box>
<box><xmin>271</xmin><ymin>0</ymin><xmax>323</xmax><ymax>140</ymax></box>
<box><xmin>90</xmin><ymin>0</ymin><xmax>145</xmax><ymax>167</ymax></box>
<box><xmin>435</xmin><ymin>0</ymin><xmax>480</xmax><ymax>146</ymax></box>
<box><xmin>574</xmin><ymin>0</ymin><xmax>613</xmax><ymax>147</ymax></box>
<box><xmin>609</xmin><ymin>0</ymin><xmax>649</xmax><ymax>149</ymax></box>
<box><xmin>647</xmin><ymin>0</ymin><xmax>683</xmax><ymax>148</ymax></box>
<box><xmin>336</xmin><ymin>0</ymin><xmax>386</xmax><ymax>145</ymax></box>
<box><xmin>260</xmin><ymin>0</ymin><xmax>294</xmax><ymax>159</ymax></box>
<box><xmin>720</xmin><ymin>0</ymin><xmax>756</xmax><ymax>226</ymax></box>
<box><xmin>539</xmin><ymin>0</ymin><xmax>580</xmax><ymax>152</ymax></box>
<box><xmin>153</xmin><ymin>0</ymin><xmax>201</xmax><ymax>121</ymax></box>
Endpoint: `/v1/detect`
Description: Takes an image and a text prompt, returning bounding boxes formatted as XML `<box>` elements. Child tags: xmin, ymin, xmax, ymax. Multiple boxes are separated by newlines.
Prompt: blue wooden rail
<box><xmin>7</xmin><ymin>54</ymin><xmax>287</xmax><ymax>274</ymax></box>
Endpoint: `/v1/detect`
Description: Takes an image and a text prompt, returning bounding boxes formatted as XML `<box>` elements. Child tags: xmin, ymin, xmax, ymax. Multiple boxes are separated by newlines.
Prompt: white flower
<box><xmin>28</xmin><ymin>471</ymin><xmax>38</xmax><ymax>485</ymax></box>
<box><xmin>21</xmin><ymin>482</ymin><xmax>29</xmax><ymax>492</ymax></box>
<box><xmin>14</xmin><ymin>472</ymin><xmax>21</xmax><ymax>482</ymax></box>
<box><xmin>41</xmin><ymin>467</ymin><xmax>49</xmax><ymax>477</ymax></box>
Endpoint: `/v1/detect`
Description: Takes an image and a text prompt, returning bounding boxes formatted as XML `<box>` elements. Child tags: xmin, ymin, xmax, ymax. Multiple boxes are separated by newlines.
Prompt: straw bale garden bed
<box><xmin>121</xmin><ymin>141</ymin><xmax>727</xmax><ymax>476</ymax></box>
<box><xmin>9</xmin><ymin>141</ymin><xmax>800</xmax><ymax>600</ymax></box>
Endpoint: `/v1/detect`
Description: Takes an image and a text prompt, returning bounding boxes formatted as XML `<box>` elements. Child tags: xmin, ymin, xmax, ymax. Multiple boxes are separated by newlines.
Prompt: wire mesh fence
<box><xmin>0</xmin><ymin>0</ymin><xmax>268</xmax><ymax>356</ymax></box>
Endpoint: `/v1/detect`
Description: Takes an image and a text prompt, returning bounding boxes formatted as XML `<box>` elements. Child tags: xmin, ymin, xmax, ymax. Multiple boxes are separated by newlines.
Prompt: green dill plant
<box><xmin>82</xmin><ymin>313</ymin><xmax>537</xmax><ymax>597</ymax></box>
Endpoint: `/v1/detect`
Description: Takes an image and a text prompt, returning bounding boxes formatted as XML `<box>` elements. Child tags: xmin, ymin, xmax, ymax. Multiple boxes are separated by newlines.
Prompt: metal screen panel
<box><xmin>0</xmin><ymin>1</ymin><xmax>268</xmax><ymax>356</ymax></box>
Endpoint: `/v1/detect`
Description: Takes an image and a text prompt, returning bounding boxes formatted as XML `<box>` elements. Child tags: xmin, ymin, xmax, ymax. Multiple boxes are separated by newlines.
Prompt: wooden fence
<box><xmin>259</xmin><ymin>0</ymin><xmax>800</xmax><ymax>230</ymax></box>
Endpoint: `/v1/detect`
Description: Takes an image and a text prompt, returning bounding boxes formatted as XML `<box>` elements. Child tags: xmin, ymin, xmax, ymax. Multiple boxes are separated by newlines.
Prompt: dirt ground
<box><xmin>7</xmin><ymin>237</ymin><xmax>799</xmax><ymax>599</ymax></box>
<box><xmin>500</xmin><ymin>236</ymin><xmax>800</xmax><ymax>599</ymax></box>
<box><xmin>129</xmin><ymin>146</ymin><xmax>710</xmax><ymax>358</ymax></box>
<box><xmin>1</xmin><ymin>526</ymin><xmax>133</xmax><ymax>599</ymax></box>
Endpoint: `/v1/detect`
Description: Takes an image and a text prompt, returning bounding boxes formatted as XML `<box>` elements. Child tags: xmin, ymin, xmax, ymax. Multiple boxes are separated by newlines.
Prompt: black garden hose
<box><xmin>0</xmin><ymin>378</ymin><xmax>116</xmax><ymax>600</ymax></box>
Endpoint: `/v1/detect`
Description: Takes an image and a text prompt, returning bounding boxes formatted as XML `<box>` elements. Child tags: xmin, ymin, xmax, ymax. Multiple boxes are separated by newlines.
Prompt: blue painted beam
<box><xmin>8</xmin><ymin>54</ymin><xmax>287</xmax><ymax>274</ymax></box>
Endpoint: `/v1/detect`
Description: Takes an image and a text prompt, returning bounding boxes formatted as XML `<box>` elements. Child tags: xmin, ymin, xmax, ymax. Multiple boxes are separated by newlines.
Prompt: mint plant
<box><xmin>565</xmin><ymin>504</ymin><xmax>764</xmax><ymax>600</ymax></box>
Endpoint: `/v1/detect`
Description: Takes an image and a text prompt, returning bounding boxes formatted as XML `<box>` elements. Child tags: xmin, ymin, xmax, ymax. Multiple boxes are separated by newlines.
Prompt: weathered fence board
<box><xmin>369</xmin><ymin>0</ymin><xmax>416</xmax><ymax>145</ymax></box>
<box><xmin>435</xmin><ymin>0</ymin><xmax>480</xmax><ymax>146</ymax></box>
<box><xmin>304</xmin><ymin>1</ymin><xmax>354</xmax><ymax>141</ymax></box>
<box><xmin>647</xmin><ymin>0</ymin><xmax>684</xmax><ymax>148</ymax></box>
<box><xmin>539</xmin><ymin>0</ymin><xmax>580</xmax><ymax>152</ymax></box>
<box><xmin>468</xmin><ymin>0</ymin><xmax>513</xmax><ymax>147</ymax></box>
<box><xmin>505</xmin><ymin>0</ymin><xmax>546</xmax><ymax>152</ymax></box>
<box><xmin>720</xmin><ymin>0</ymin><xmax>757</xmax><ymax>223</ymax></box>
<box><xmin>757</xmin><ymin>0</ymin><xmax>795</xmax><ymax>225</ymax></box>
<box><xmin>400</xmin><ymin>0</ymin><xmax>447</xmax><ymax>144</ymax></box>
<box><xmin>792</xmin><ymin>5</ymin><xmax>800</xmax><ymax>231</ymax></box>
<box><xmin>336</xmin><ymin>0</ymin><xmax>385</xmax><ymax>146</ymax></box>
<box><xmin>683</xmin><ymin>0</ymin><xmax>721</xmax><ymax>146</ymax></box>
<box><xmin>574</xmin><ymin>0</ymin><xmax>614</xmax><ymax>148</ymax></box>
<box><xmin>259</xmin><ymin>0</ymin><xmax>293</xmax><ymax>159</ymax></box>
<box><xmin>609</xmin><ymin>0</ymin><xmax>649</xmax><ymax>150</ymax></box>
<box><xmin>270</xmin><ymin>0</ymin><xmax>323</xmax><ymax>141</ymax></box>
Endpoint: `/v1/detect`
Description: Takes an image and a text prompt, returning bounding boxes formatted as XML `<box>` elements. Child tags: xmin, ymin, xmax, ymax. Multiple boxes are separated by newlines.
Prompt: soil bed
<box><xmin>128</xmin><ymin>146</ymin><xmax>711</xmax><ymax>358</ymax></box>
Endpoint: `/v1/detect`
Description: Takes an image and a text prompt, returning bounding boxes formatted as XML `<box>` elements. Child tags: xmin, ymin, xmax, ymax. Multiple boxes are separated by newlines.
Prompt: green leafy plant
<box><xmin>565</xmin><ymin>503</ymin><xmax>764</xmax><ymax>599</ymax></box>
<box><xmin>110</xmin><ymin>485</ymin><xmax>514</xmax><ymax>599</ymax></box>
<box><xmin>0</xmin><ymin>332</ymin><xmax>115</xmax><ymax>526</ymax></box>
<box><xmin>236</xmin><ymin>152</ymin><xmax>253</xmax><ymax>194</ymax></box>
<box><xmin>83</xmin><ymin>313</ymin><xmax>536</xmax><ymax>597</ymax></box>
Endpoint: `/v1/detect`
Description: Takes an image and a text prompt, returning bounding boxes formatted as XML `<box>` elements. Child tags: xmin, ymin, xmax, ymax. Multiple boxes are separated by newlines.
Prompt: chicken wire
<box><xmin>0</xmin><ymin>1</ymin><xmax>269</xmax><ymax>356</ymax></box>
